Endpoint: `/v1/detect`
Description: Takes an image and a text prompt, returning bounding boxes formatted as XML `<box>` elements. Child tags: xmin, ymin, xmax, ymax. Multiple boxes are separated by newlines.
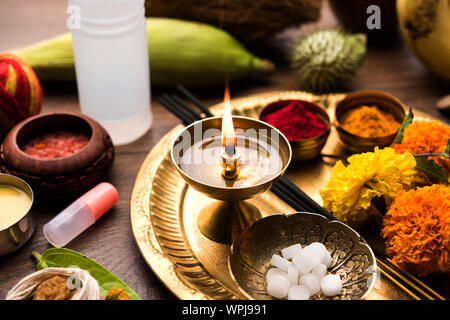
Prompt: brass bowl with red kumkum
<box><xmin>259</xmin><ymin>100</ymin><xmax>330</xmax><ymax>161</ymax></box>
<box><xmin>0</xmin><ymin>112</ymin><xmax>114</xmax><ymax>200</ymax></box>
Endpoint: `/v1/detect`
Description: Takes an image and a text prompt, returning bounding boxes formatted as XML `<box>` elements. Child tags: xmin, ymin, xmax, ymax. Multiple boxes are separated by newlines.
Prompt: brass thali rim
<box><xmin>130</xmin><ymin>125</ymin><xmax>205</xmax><ymax>299</ymax></box>
<box><xmin>130</xmin><ymin>90</ymin><xmax>439</xmax><ymax>300</ymax></box>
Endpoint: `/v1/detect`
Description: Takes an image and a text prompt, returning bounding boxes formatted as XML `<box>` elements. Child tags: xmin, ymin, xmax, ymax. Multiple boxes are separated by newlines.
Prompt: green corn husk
<box><xmin>292</xmin><ymin>29</ymin><xmax>366</xmax><ymax>93</ymax></box>
<box><xmin>11</xmin><ymin>18</ymin><xmax>274</xmax><ymax>87</ymax></box>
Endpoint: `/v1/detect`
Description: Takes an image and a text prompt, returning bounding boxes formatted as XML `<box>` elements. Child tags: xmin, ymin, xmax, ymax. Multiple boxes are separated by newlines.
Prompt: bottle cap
<box><xmin>80</xmin><ymin>182</ymin><xmax>119</xmax><ymax>220</ymax></box>
<box><xmin>68</xmin><ymin>0</ymin><xmax>144</xmax><ymax>22</ymax></box>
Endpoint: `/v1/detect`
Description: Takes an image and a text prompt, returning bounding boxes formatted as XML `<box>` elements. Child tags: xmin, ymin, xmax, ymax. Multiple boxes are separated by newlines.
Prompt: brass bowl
<box><xmin>171</xmin><ymin>116</ymin><xmax>292</xmax><ymax>201</ymax></box>
<box><xmin>0</xmin><ymin>173</ymin><xmax>35</xmax><ymax>256</ymax></box>
<box><xmin>259</xmin><ymin>100</ymin><xmax>331</xmax><ymax>161</ymax></box>
<box><xmin>335</xmin><ymin>90</ymin><xmax>406</xmax><ymax>153</ymax></box>
<box><xmin>229</xmin><ymin>213</ymin><xmax>377</xmax><ymax>300</ymax></box>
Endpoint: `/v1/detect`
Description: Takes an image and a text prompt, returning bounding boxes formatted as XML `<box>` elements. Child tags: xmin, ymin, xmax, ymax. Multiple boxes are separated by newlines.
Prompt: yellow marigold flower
<box><xmin>320</xmin><ymin>147</ymin><xmax>418</xmax><ymax>226</ymax></box>
<box><xmin>382</xmin><ymin>185</ymin><xmax>450</xmax><ymax>276</ymax></box>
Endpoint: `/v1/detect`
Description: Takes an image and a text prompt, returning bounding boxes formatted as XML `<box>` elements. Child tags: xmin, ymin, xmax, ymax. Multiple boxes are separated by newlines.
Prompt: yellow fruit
<box><xmin>397</xmin><ymin>0</ymin><xmax>450</xmax><ymax>82</ymax></box>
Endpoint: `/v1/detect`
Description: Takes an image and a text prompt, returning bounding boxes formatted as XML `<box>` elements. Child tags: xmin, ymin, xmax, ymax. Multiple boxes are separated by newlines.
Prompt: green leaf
<box><xmin>446</xmin><ymin>139</ymin><xmax>450</xmax><ymax>155</ymax></box>
<box><xmin>415</xmin><ymin>157</ymin><xmax>449</xmax><ymax>185</ymax></box>
<box><xmin>31</xmin><ymin>251</ymin><xmax>49</xmax><ymax>270</ymax></box>
<box><xmin>393</xmin><ymin>108</ymin><xmax>414</xmax><ymax>145</ymax></box>
<box><xmin>31</xmin><ymin>248</ymin><xmax>141</xmax><ymax>300</ymax></box>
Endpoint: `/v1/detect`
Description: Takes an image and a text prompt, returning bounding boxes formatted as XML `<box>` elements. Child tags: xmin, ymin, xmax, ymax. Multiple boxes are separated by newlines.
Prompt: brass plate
<box><xmin>130</xmin><ymin>91</ymin><xmax>440</xmax><ymax>300</ymax></box>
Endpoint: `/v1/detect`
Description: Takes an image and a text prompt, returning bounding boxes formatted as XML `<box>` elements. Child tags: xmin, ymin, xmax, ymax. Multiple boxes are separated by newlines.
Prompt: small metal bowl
<box><xmin>0</xmin><ymin>173</ymin><xmax>35</xmax><ymax>256</ymax></box>
<box><xmin>259</xmin><ymin>100</ymin><xmax>331</xmax><ymax>161</ymax></box>
<box><xmin>229</xmin><ymin>213</ymin><xmax>377</xmax><ymax>300</ymax></box>
<box><xmin>335</xmin><ymin>90</ymin><xmax>406</xmax><ymax>153</ymax></box>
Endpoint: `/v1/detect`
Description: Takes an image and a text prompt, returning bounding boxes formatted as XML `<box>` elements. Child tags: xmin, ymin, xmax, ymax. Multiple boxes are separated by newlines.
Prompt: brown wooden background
<box><xmin>0</xmin><ymin>0</ymin><xmax>448</xmax><ymax>299</ymax></box>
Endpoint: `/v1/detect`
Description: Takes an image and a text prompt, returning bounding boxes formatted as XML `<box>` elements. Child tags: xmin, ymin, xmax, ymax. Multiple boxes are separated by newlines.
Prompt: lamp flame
<box><xmin>222</xmin><ymin>82</ymin><xmax>236</xmax><ymax>156</ymax></box>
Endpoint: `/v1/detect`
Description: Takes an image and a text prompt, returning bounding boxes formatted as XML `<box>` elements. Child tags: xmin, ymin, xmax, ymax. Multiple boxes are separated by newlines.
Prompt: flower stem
<box><xmin>414</xmin><ymin>152</ymin><xmax>449</xmax><ymax>158</ymax></box>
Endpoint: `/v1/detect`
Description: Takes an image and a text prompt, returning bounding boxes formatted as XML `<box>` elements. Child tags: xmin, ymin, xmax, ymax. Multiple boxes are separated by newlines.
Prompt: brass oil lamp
<box><xmin>171</xmin><ymin>87</ymin><xmax>291</xmax><ymax>244</ymax></box>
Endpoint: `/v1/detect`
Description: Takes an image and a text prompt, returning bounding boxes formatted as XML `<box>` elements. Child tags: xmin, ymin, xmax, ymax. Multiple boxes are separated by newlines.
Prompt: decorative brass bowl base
<box><xmin>197</xmin><ymin>200</ymin><xmax>261</xmax><ymax>244</ymax></box>
<box><xmin>229</xmin><ymin>213</ymin><xmax>377</xmax><ymax>300</ymax></box>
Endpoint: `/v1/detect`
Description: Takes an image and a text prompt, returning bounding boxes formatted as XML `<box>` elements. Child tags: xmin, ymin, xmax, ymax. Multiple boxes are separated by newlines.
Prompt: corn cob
<box><xmin>11</xmin><ymin>18</ymin><xmax>274</xmax><ymax>87</ymax></box>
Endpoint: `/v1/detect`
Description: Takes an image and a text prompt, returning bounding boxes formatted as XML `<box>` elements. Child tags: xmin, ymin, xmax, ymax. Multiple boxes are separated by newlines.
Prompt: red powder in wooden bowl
<box><xmin>22</xmin><ymin>131</ymin><xmax>90</xmax><ymax>159</ymax></box>
<box><xmin>261</xmin><ymin>100</ymin><xmax>328</xmax><ymax>140</ymax></box>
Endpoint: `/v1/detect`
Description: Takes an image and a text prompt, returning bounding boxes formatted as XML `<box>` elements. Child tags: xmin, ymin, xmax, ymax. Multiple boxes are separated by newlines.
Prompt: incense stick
<box><xmin>176</xmin><ymin>85</ymin><xmax>215</xmax><ymax>117</ymax></box>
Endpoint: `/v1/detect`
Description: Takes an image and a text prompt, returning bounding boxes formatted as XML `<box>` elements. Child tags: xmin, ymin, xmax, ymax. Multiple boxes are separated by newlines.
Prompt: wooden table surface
<box><xmin>0</xmin><ymin>0</ymin><xmax>448</xmax><ymax>300</ymax></box>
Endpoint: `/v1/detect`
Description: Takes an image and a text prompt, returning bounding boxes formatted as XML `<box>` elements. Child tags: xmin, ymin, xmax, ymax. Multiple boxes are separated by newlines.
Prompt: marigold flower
<box><xmin>382</xmin><ymin>185</ymin><xmax>450</xmax><ymax>276</ymax></box>
<box><xmin>393</xmin><ymin>120</ymin><xmax>450</xmax><ymax>174</ymax></box>
<box><xmin>320</xmin><ymin>147</ymin><xmax>418</xmax><ymax>226</ymax></box>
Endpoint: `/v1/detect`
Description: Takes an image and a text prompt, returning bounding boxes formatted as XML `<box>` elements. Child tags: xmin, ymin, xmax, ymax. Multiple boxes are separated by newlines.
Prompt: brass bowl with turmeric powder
<box><xmin>335</xmin><ymin>90</ymin><xmax>406</xmax><ymax>153</ymax></box>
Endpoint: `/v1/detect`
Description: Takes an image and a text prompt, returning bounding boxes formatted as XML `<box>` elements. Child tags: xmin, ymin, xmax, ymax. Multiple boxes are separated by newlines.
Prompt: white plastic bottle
<box><xmin>68</xmin><ymin>0</ymin><xmax>152</xmax><ymax>145</ymax></box>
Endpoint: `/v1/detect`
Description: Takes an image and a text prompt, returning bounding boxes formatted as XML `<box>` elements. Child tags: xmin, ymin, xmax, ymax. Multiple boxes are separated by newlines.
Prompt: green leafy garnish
<box><xmin>389</xmin><ymin>108</ymin><xmax>449</xmax><ymax>184</ymax></box>
<box><xmin>393</xmin><ymin>108</ymin><xmax>414</xmax><ymax>145</ymax></box>
<box><xmin>415</xmin><ymin>157</ymin><xmax>449</xmax><ymax>185</ymax></box>
<box><xmin>32</xmin><ymin>248</ymin><xmax>141</xmax><ymax>300</ymax></box>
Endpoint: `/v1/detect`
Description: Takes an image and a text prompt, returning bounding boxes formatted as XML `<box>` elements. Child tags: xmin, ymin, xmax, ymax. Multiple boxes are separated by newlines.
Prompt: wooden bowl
<box><xmin>0</xmin><ymin>112</ymin><xmax>114</xmax><ymax>200</ymax></box>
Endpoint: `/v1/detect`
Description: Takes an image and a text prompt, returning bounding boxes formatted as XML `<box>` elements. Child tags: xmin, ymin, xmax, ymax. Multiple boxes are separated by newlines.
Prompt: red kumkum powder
<box><xmin>261</xmin><ymin>100</ymin><xmax>328</xmax><ymax>140</ymax></box>
<box><xmin>23</xmin><ymin>131</ymin><xmax>90</xmax><ymax>159</ymax></box>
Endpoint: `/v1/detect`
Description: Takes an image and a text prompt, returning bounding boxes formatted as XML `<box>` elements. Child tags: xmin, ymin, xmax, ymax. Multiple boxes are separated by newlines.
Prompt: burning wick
<box><xmin>221</xmin><ymin>82</ymin><xmax>240</xmax><ymax>180</ymax></box>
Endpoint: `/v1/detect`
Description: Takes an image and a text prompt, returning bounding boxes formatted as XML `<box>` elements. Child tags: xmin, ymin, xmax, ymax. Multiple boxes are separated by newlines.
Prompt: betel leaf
<box><xmin>31</xmin><ymin>248</ymin><xmax>141</xmax><ymax>300</ymax></box>
<box><xmin>415</xmin><ymin>157</ymin><xmax>449</xmax><ymax>185</ymax></box>
<box><xmin>393</xmin><ymin>107</ymin><xmax>414</xmax><ymax>145</ymax></box>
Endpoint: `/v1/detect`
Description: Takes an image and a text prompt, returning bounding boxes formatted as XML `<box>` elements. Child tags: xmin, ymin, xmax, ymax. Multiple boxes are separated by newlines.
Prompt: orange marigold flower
<box><xmin>392</xmin><ymin>121</ymin><xmax>450</xmax><ymax>174</ymax></box>
<box><xmin>382</xmin><ymin>184</ymin><xmax>450</xmax><ymax>277</ymax></box>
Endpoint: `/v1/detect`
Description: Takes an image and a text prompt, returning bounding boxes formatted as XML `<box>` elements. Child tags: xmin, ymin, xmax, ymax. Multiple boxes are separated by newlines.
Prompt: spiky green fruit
<box><xmin>292</xmin><ymin>29</ymin><xmax>367</xmax><ymax>93</ymax></box>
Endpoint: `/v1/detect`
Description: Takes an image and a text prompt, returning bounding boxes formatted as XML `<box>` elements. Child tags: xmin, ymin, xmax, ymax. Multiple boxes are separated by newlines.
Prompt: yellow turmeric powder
<box><xmin>105</xmin><ymin>287</ymin><xmax>131</xmax><ymax>300</ymax></box>
<box><xmin>340</xmin><ymin>105</ymin><xmax>401</xmax><ymax>138</ymax></box>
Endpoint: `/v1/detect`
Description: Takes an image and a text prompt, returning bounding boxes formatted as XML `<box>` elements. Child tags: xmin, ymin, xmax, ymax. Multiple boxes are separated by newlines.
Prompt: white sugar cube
<box><xmin>281</xmin><ymin>244</ymin><xmax>302</xmax><ymax>260</ymax></box>
<box><xmin>302</xmin><ymin>242</ymin><xmax>328</xmax><ymax>266</ymax></box>
<box><xmin>312</xmin><ymin>264</ymin><xmax>327</xmax><ymax>280</ymax></box>
<box><xmin>267</xmin><ymin>274</ymin><xmax>291</xmax><ymax>299</ymax></box>
<box><xmin>305</xmin><ymin>242</ymin><xmax>327</xmax><ymax>252</ymax></box>
<box><xmin>321</xmin><ymin>274</ymin><xmax>342</xmax><ymax>297</ymax></box>
<box><xmin>270</xmin><ymin>254</ymin><xmax>291</xmax><ymax>271</ymax></box>
<box><xmin>265</xmin><ymin>268</ymin><xmax>286</xmax><ymax>283</ymax></box>
<box><xmin>292</xmin><ymin>251</ymin><xmax>317</xmax><ymax>274</ymax></box>
<box><xmin>286</xmin><ymin>265</ymin><xmax>299</xmax><ymax>285</ymax></box>
<box><xmin>299</xmin><ymin>273</ymin><xmax>320</xmax><ymax>295</ymax></box>
<box><xmin>288</xmin><ymin>285</ymin><xmax>310</xmax><ymax>300</ymax></box>
<box><xmin>322</xmin><ymin>250</ymin><xmax>333</xmax><ymax>268</ymax></box>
